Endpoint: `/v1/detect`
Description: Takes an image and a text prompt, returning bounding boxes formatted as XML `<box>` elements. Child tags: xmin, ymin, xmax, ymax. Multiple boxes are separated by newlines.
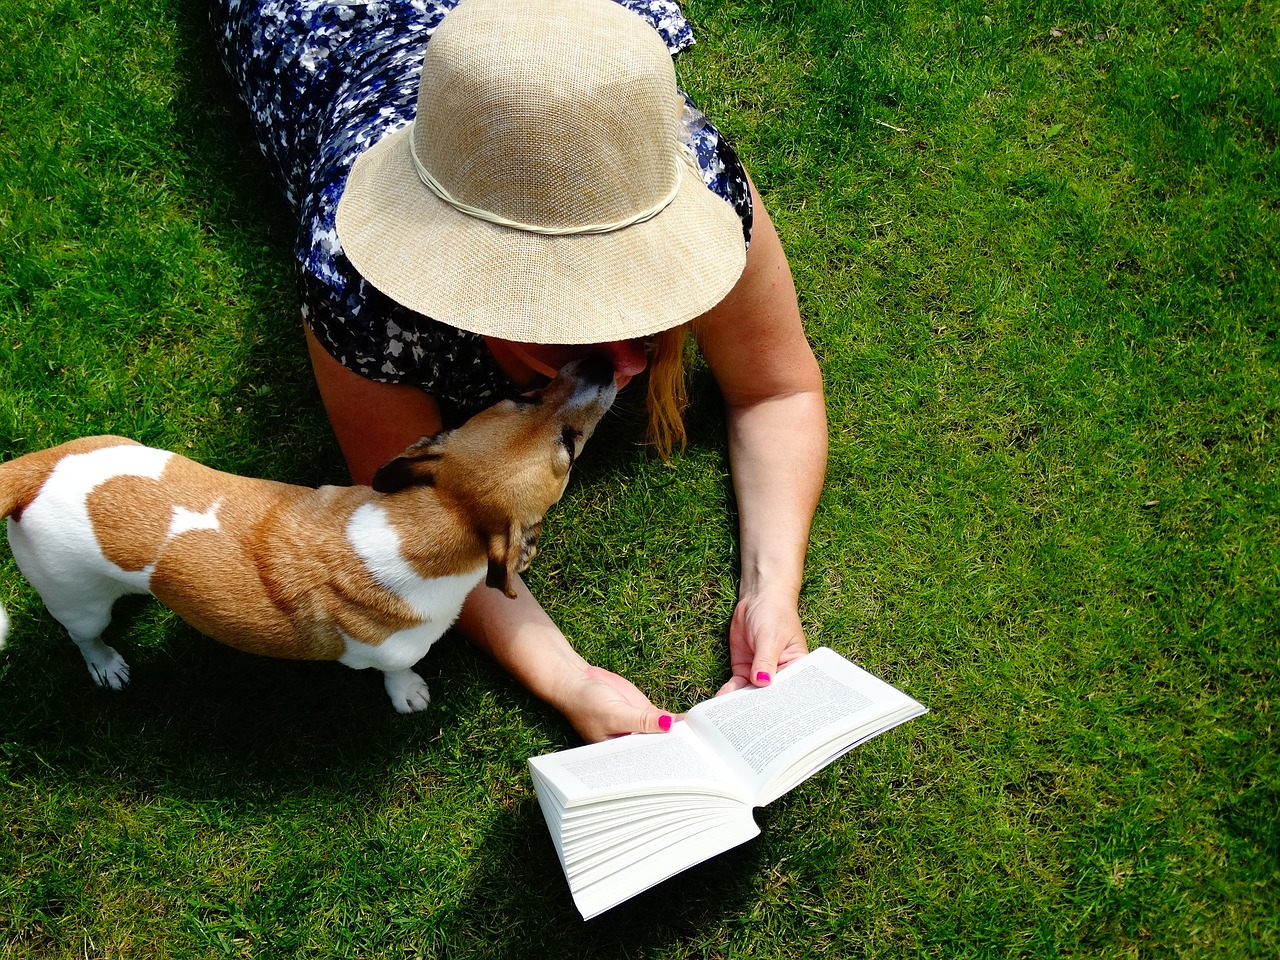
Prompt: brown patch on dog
<box><xmin>148</xmin><ymin>528</ymin><xmax>349</xmax><ymax>661</ymax></box>
<box><xmin>86</xmin><ymin>475</ymin><xmax>178</xmax><ymax>572</ymax></box>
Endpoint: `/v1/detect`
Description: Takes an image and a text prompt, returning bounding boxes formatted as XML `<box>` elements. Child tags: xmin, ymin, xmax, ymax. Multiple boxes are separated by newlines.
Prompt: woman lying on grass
<box><xmin>210</xmin><ymin>0</ymin><xmax>827</xmax><ymax>742</ymax></box>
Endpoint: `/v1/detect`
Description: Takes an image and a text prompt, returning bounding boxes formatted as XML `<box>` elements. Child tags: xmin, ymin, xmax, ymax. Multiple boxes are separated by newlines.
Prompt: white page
<box><xmin>566</xmin><ymin>808</ymin><xmax>738</xmax><ymax>880</ymax></box>
<box><xmin>527</xmin><ymin>736</ymin><xmax>746</xmax><ymax>884</ymax></box>
<box><xmin>570</xmin><ymin>812</ymin><xmax>762</xmax><ymax>920</ymax></box>
<box><xmin>561</xmin><ymin>793</ymin><xmax>742</xmax><ymax>846</ymax></box>
<box><xmin>528</xmin><ymin>720</ymin><xmax>749</xmax><ymax>806</ymax></box>
<box><xmin>765</xmin><ymin>701</ymin><xmax>927</xmax><ymax>803</ymax></box>
<box><xmin>684</xmin><ymin>647</ymin><xmax>927</xmax><ymax>804</ymax></box>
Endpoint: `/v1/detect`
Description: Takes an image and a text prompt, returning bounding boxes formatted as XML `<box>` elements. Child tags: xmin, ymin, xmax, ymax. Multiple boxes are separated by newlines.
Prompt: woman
<box><xmin>211</xmin><ymin>0</ymin><xmax>826</xmax><ymax>742</ymax></box>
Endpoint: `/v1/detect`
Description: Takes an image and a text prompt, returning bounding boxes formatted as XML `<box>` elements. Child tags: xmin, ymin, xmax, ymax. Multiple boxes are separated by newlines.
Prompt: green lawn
<box><xmin>1</xmin><ymin>0</ymin><xmax>1276</xmax><ymax>956</ymax></box>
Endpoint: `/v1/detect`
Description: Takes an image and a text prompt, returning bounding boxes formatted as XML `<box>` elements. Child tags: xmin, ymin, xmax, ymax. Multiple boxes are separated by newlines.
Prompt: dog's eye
<box><xmin>560</xmin><ymin>425</ymin><xmax>581</xmax><ymax>465</ymax></box>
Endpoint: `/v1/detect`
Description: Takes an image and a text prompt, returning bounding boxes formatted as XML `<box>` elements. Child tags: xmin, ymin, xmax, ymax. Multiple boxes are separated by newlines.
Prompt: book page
<box><xmin>528</xmin><ymin>720</ymin><xmax>749</xmax><ymax>806</ymax></box>
<box><xmin>685</xmin><ymin>647</ymin><xmax>925</xmax><ymax>803</ymax></box>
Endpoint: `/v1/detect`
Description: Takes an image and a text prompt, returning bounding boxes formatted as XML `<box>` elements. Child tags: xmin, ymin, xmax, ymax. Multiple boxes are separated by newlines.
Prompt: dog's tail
<box><xmin>0</xmin><ymin>450</ymin><xmax>54</xmax><ymax>522</ymax></box>
<box><xmin>0</xmin><ymin>437</ymin><xmax>140</xmax><ymax>522</ymax></box>
<box><xmin>0</xmin><ymin>456</ymin><xmax>30</xmax><ymax>654</ymax></box>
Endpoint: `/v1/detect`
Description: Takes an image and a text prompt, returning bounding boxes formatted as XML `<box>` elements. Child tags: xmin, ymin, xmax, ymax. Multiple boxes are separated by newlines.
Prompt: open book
<box><xmin>528</xmin><ymin>647</ymin><xmax>927</xmax><ymax>919</ymax></box>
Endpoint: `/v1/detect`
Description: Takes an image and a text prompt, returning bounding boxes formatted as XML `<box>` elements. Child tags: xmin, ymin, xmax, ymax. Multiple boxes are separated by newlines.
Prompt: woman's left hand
<box><xmin>717</xmin><ymin>587</ymin><xmax>809</xmax><ymax>696</ymax></box>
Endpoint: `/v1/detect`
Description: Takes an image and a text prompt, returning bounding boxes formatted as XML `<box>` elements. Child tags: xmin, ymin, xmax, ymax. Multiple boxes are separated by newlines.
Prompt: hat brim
<box><xmin>335</xmin><ymin>123</ymin><xmax>747</xmax><ymax>344</ymax></box>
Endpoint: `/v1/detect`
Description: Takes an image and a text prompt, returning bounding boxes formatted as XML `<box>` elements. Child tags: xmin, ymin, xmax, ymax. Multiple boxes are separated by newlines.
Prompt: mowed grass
<box><xmin>1</xmin><ymin>0</ymin><xmax>1276</xmax><ymax>957</ymax></box>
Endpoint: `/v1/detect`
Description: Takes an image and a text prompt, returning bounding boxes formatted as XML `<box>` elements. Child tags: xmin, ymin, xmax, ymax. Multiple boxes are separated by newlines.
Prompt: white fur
<box><xmin>340</xmin><ymin>502</ymin><xmax>486</xmax><ymax>713</ymax></box>
<box><xmin>168</xmin><ymin>501</ymin><xmax>222</xmax><ymax>537</ymax></box>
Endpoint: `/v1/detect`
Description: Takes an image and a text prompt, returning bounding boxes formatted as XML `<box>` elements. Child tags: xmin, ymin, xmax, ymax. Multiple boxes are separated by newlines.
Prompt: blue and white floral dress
<box><xmin>210</xmin><ymin>0</ymin><xmax>753</xmax><ymax>425</ymax></box>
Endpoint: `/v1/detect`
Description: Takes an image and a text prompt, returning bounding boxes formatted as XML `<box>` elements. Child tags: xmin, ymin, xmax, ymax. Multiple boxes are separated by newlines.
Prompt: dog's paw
<box><xmin>383</xmin><ymin>668</ymin><xmax>431</xmax><ymax>714</ymax></box>
<box><xmin>82</xmin><ymin>643</ymin><xmax>131</xmax><ymax>690</ymax></box>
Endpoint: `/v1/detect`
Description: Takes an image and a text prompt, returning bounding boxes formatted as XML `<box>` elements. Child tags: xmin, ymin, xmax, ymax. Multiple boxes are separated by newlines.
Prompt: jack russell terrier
<box><xmin>0</xmin><ymin>358</ymin><xmax>616</xmax><ymax>712</ymax></box>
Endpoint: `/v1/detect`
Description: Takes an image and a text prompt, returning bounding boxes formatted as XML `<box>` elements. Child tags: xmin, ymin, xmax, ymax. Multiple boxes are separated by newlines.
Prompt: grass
<box><xmin>1</xmin><ymin>0</ymin><xmax>1276</xmax><ymax>956</ymax></box>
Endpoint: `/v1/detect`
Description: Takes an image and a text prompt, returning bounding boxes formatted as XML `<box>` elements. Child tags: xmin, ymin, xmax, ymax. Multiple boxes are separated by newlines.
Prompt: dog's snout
<box><xmin>559</xmin><ymin>355</ymin><xmax>617</xmax><ymax>388</ymax></box>
<box><xmin>550</xmin><ymin>357</ymin><xmax>619</xmax><ymax>422</ymax></box>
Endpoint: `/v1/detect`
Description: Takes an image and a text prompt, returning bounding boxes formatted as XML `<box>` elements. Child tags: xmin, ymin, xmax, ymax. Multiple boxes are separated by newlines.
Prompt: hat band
<box><xmin>408</xmin><ymin>122</ymin><xmax>683</xmax><ymax>237</ymax></box>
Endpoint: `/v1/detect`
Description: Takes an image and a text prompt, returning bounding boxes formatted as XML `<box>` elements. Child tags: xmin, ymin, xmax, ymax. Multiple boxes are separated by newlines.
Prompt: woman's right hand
<box><xmin>555</xmin><ymin>663</ymin><xmax>677</xmax><ymax>743</ymax></box>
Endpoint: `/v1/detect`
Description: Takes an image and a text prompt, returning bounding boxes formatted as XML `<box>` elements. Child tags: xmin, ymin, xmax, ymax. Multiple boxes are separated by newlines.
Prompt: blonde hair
<box><xmin>644</xmin><ymin>322</ymin><xmax>692</xmax><ymax>460</ymax></box>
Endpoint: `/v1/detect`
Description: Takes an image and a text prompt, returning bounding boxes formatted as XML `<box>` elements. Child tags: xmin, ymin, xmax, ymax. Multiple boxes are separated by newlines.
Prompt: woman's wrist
<box><xmin>737</xmin><ymin>558</ymin><xmax>803</xmax><ymax>605</ymax></box>
<box><xmin>457</xmin><ymin>575</ymin><xmax>589</xmax><ymax>709</ymax></box>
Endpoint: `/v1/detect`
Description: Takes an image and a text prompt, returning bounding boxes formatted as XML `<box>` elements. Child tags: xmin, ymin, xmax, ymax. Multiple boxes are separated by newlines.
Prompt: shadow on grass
<box><xmin>0</xmin><ymin>593</ymin><xmax>766</xmax><ymax>953</ymax></box>
<box><xmin>156</xmin><ymin>0</ymin><xmax>343</xmax><ymax>488</ymax></box>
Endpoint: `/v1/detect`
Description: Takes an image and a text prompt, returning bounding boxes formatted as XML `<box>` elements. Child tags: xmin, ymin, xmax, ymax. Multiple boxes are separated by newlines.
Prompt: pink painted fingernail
<box><xmin>756</xmin><ymin>671</ymin><xmax>772</xmax><ymax>684</ymax></box>
<box><xmin>658</xmin><ymin>714</ymin><xmax>673</xmax><ymax>732</ymax></box>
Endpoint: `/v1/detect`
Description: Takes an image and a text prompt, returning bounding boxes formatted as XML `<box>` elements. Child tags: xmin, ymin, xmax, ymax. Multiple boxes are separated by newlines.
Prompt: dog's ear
<box><xmin>485</xmin><ymin>521</ymin><xmax>542</xmax><ymax>599</ymax></box>
<box><xmin>371</xmin><ymin>432</ymin><xmax>450</xmax><ymax>493</ymax></box>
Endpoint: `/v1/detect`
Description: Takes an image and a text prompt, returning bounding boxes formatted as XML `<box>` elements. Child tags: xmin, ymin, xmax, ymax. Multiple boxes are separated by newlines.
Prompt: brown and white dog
<box><xmin>0</xmin><ymin>358</ymin><xmax>616</xmax><ymax>712</ymax></box>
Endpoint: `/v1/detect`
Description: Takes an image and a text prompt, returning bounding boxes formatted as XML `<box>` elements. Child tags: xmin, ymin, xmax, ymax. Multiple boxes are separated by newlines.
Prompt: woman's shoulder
<box><xmin>617</xmin><ymin>0</ymin><xmax>695</xmax><ymax>54</ymax></box>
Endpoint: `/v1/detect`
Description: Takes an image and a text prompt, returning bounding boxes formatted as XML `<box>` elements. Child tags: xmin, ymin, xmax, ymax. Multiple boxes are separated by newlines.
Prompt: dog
<box><xmin>0</xmin><ymin>357</ymin><xmax>616</xmax><ymax>712</ymax></box>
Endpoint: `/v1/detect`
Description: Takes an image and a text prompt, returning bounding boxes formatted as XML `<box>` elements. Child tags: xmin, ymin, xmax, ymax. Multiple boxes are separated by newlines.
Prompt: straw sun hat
<box><xmin>335</xmin><ymin>0</ymin><xmax>747</xmax><ymax>345</ymax></box>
